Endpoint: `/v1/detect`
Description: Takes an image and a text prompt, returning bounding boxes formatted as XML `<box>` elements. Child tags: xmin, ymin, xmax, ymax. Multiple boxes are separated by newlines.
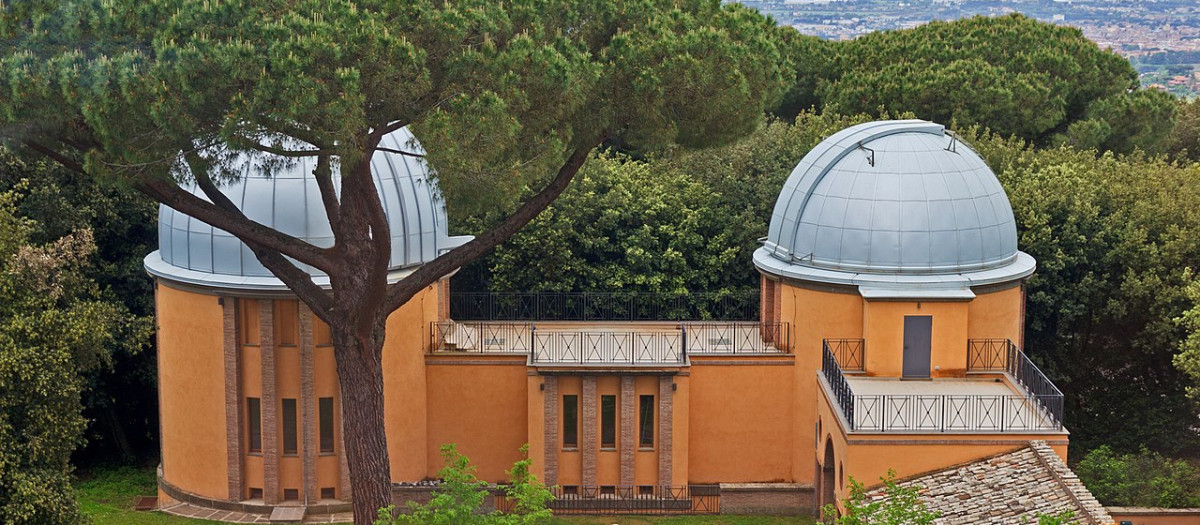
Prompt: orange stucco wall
<box><xmin>1109</xmin><ymin>510</ymin><xmax>1200</xmax><ymax>525</ymax></box>
<box><xmin>425</xmin><ymin>356</ymin><xmax>529</xmax><ymax>482</ymax></box>
<box><xmin>157</xmin><ymin>283</ymin><xmax>229</xmax><ymax>500</ymax></box>
<box><xmin>780</xmin><ymin>284</ymin><xmax>862</xmax><ymax>485</ymax></box>
<box><xmin>967</xmin><ymin>285</ymin><xmax>1023</xmax><ymax>344</ymax></box>
<box><xmin>382</xmin><ymin>285</ymin><xmax>439</xmax><ymax>482</ymax></box>
<box><xmin>862</xmin><ymin>300</ymin><xmax>969</xmax><ymax>378</ymax></box>
<box><xmin>687</xmin><ymin>356</ymin><xmax>795</xmax><ymax>483</ymax></box>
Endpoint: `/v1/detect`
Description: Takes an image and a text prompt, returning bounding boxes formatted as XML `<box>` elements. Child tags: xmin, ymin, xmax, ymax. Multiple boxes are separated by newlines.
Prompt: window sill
<box><xmin>562</xmin><ymin>447</ymin><xmax>579</xmax><ymax>452</ymax></box>
<box><xmin>600</xmin><ymin>447</ymin><xmax>617</xmax><ymax>451</ymax></box>
<box><xmin>638</xmin><ymin>447</ymin><xmax>655</xmax><ymax>452</ymax></box>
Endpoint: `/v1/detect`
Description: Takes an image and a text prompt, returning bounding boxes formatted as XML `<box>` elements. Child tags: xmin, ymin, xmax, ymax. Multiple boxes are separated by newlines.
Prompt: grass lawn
<box><xmin>77</xmin><ymin>466</ymin><xmax>815</xmax><ymax>525</ymax></box>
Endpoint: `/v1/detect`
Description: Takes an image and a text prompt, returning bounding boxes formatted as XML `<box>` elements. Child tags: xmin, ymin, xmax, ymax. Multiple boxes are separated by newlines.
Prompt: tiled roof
<box><xmin>864</xmin><ymin>441</ymin><xmax>1113</xmax><ymax>525</ymax></box>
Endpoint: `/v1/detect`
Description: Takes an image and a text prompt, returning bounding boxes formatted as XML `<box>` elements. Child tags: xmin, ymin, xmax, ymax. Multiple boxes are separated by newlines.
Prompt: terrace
<box><xmin>820</xmin><ymin>339</ymin><xmax>1065</xmax><ymax>433</ymax></box>
<box><xmin>431</xmin><ymin>291</ymin><xmax>789</xmax><ymax>365</ymax></box>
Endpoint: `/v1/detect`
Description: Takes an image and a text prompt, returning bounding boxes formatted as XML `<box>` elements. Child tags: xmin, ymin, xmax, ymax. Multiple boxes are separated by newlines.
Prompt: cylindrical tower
<box><xmin>147</xmin><ymin>128</ymin><xmax>471</xmax><ymax>512</ymax></box>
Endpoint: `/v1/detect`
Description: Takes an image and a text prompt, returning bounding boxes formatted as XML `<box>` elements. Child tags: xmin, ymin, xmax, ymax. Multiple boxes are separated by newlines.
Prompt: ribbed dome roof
<box><xmin>755</xmin><ymin>120</ymin><xmax>1034</xmax><ymax>295</ymax></box>
<box><xmin>145</xmin><ymin>128</ymin><xmax>471</xmax><ymax>291</ymax></box>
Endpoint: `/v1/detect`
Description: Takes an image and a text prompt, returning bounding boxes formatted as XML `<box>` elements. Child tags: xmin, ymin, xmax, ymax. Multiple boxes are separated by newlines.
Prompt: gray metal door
<box><xmin>903</xmin><ymin>316</ymin><xmax>932</xmax><ymax>379</ymax></box>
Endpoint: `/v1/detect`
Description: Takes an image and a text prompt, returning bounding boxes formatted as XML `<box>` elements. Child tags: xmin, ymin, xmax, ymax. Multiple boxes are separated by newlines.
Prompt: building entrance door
<box><xmin>903</xmin><ymin>316</ymin><xmax>932</xmax><ymax>379</ymax></box>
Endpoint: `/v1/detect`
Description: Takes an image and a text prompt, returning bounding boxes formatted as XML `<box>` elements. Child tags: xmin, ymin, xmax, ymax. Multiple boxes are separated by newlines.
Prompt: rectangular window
<box><xmin>248</xmin><ymin>487</ymin><xmax>263</xmax><ymax>500</ymax></box>
<box><xmin>283</xmin><ymin>488</ymin><xmax>299</xmax><ymax>501</ymax></box>
<box><xmin>600</xmin><ymin>395</ymin><xmax>616</xmax><ymax>448</ymax></box>
<box><xmin>562</xmin><ymin>395</ymin><xmax>578</xmax><ymax>448</ymax></box>
<box><xmin>282</xmin><ymin>398</ymin><xmax>298</xmax><ymax>455</ymax></box>
<box><xmin>239</xmin><ymin>299</ymin><xmax>260</xmax><ymax>345</ymax></box>
<box><xmin>319</xmin><ymin>397</ymin><xmax>335</xmax><ymax>454</ymax></box>
<box><xmin>247</xmin><ymin>398</ymin><xmax>262</xmax><ymax>453</ymax></box>
<box><xmin>275</xmin><ymin>300</ymin><xmax>299</xmax><ymax>346</ymax></box>
<box><xmin>639</xmin><ymin>395</ymin><xmax>655</xmax><ymax>447</ymax></box>
<box><xmin>320</xmin><ymin>487</ymin><xmax>336</xmax><ymax>500</ymax></box>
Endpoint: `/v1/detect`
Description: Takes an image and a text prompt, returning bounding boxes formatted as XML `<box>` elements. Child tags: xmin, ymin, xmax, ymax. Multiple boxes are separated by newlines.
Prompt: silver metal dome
<box><xmin>145</xmin><ymin>128</ymin><xmax>472</xmax><ymax>291</ymax></box>
<box><xmin>755</xmin><ymin>120</ymin><xmax>1034</xmax><ymax>296</ymax></box>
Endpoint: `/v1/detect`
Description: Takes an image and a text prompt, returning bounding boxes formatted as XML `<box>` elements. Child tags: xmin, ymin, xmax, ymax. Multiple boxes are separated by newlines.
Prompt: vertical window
<box><xmin>600</xmin><ymin>395</ymin><xmax>616</xmax><ymax>448</ymax></box>
<box><xmin>562</xmin><ymin>395</ymin><xmax>578</xmax><ymax>448</ymax></box>
<box><xmin>282</xmin><ymin>398</ymin><xmax>298</xmax><ymax>455</ymax></box>
<box><xmin>639</xmin><ymin>395</ymin><xmax>655</xmax><ymax>447</ymax></box>
<box><xmin>319</xmin><ymin>397</ymin><xmax>335</xmax><ymax>454</ymax></box>
<box><xmin>247</xmin><ymin>398</ymin><xmax>262</xmax><ymax>453</ymax></box>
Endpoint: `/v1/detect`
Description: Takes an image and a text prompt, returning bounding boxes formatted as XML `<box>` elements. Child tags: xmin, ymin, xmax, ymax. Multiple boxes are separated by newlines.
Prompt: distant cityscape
<box><xmin>736</xmin><ymin>0</ymin><xmax>1200</xmax><ymax>97</ymax></box>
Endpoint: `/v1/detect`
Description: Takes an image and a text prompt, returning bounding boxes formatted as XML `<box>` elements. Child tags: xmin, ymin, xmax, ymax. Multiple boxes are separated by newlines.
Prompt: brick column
<box><xmin>299</xmin><ymin>304</ymin><xmax>317</xmax><ymax>502</ymax></box>
<box><xmin>582</xmin><ymin>376</ymin><xmax>597</xmax><ymax>487</ymax></box>
<box><xmin>620</xmin><ymin>376</ymin><xmax>635</xmax><ymax>487</ymax></box>
<box><xmin>542</xmin><ymin>376</ymin><xmax>558</xmax><ymax>487</ymax></box>
<box><xmin>222</xmin><ymin>297</ymin><xmax>242</xmax><ymax>501</ymax></box>
<box><xmin>260</xmin><ymin>300</ymin><xmax>280</xmax><ymax>504</ymax></box>
<box><xmin>658</xmin><ymin>376</ymin><xmax>673</xmax><ymax>488</ymax></box>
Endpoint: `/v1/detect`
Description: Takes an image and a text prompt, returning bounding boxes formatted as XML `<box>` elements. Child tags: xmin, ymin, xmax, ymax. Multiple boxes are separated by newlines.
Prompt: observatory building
<box><xmin>148</xmin><ymin>121</ymin><xmax>1112</xmax><ymax>523</ymax></box>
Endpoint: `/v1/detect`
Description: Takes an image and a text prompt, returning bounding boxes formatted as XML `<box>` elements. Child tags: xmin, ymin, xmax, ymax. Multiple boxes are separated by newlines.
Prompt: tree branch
<box><xmin>22</xmin><ymin>141</ymin><xmax>86</xmax><ymax>175</ymax></box>
<box><xmin>313</xmin><ymin>154</ymin><xmax>342</xmax><ymax>234</ymax></box>
<box><xmin>381</xmin><ymin>141</ymin><xmax>600</xmax><ymax>313</ymax></box>
<box><xmin>373</xmin><ymin>147</ymin><xmax>425</xmax><ymax>158</ymax></box>
<box><xmin>136</xmin><ymin>177</ymin><xmax>337</xmax><ymax>272</ymax></box>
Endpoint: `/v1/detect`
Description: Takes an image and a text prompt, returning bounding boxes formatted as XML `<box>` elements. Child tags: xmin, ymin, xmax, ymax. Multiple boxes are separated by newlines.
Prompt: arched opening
<box><xmin>820</xmin><ymin>437</ymin><xmax>837</xmax><ymax>521</ymax></box>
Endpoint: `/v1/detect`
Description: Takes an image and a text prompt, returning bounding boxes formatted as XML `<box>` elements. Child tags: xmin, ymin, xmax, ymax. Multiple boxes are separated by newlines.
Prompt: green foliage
<box><xmin>1166</xmin><ymin>97</ymin><xmax>1200</xmax><ymax>162</ymax></box>
<box><xmin>812</xmin><ymin>14</ymin><xmax>1145</xmax><ymax>143</ymax></box>
<box><xmin>376</xmin><ymin>444</ymin><xmax>551</xmax><ymax>525</ymax></box>
<box><xmin>1054</xmin><ymin>89</ymin><xmax>1177</xmax><ymax>155</ymax></box>
<box><xmin>0</xmin><ymin>149</ymin><xmax>157</xmax><ymax>464</ymax></box>
<box><xmin>0</xmin><ymin>0</ymin><xmax>788</xmax><ymax>217</ymax></box>
<box><xmin>0</xmin><ymin>189</ymin><xmax>148</xmax><ymax>525</ymax></box>
<box><xmin>1075</xmin><ymin>445</ymin><xmax>1200</xmax><ymax>507</ymax></box>
<box><xmin>823</xmin><ymin>470</ymin><xmax>938</xmax><ymax>525</ymax></box>
<box><xmin>1027</xmin><ymin>511</ymin><xmax>1074</xmax><ymax>525</ymax></box>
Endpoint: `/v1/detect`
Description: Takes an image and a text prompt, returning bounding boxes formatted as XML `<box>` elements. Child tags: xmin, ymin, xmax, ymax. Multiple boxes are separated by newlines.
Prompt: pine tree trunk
<box><xmin>330</xmin><ymin>322</ymin><xmax>392</xmax><ymax>525</ymax></box>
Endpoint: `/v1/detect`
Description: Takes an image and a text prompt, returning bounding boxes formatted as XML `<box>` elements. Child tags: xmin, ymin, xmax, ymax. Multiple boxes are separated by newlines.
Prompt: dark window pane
<box><xmin>639</xmin><ymin>395</ymin><xmax>654</xmax><ymax>447</ymax></box>
<box><xmin>563</xmin><ymin>395</ymin><xmax>578</xmax><ymax>448</ymax></box>
<box><xmin>282</xmin><ymin>398</ymin><xmax>297</xmax><ymax>455</ymax></box>
<box><xmin>319</xmin><ymin>397</ymin><xmax>335</xmax><ymax>454</ymax></box>
<box><xmin>601</xmin><ymin>395</ymin><xmax>616</xmax><ymax>447</ymax></box>
<box><xmin>248</xmin><ymin>398</ymin><xmax>262</xmax><ymax>453</ymax></box>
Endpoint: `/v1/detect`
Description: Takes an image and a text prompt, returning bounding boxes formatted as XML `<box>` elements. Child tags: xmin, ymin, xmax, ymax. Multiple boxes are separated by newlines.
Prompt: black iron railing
<box><xmin>967</xmin><ymin>339</ymin><xmax>1065</xmax><ymax>428</ymax></box>
<box><xmin>822</xmin><ymin>343</ymin><xmax>856</xmax><ymax>429</ymax></box>
<box><xmin>449</xmin><ymin>291</ymin><xmax>759</xmax><ymax>321</ymax></box>
<box><xmin>494</xmin><ymin>485</ymin><xmax>719</xmax><ymax>515</ymax></box>
<box><xmin>684</xmin><ymin>322</ymin><xmax>790</xmax><ymax>354</ymax></box>
<box><xmin>824</xmin><ymin>338</ymin><xmax>864</xmax><ymax>372</ymax></box>
<box><xmin>852</xmin><ymin>394</ymin><xmax>1064</xmax><ymax>432</ymax></box>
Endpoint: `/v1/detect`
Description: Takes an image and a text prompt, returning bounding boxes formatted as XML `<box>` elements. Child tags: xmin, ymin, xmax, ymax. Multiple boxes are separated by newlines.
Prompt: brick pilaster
<box><xmin>582</xmin><ymin>376</ymin><xmax>597</xmax><ymax>487</ymax></box>
<box><xmin>620</xmin><ymin>376</ymin><xmax>635</xmax><ymax>487</ymax></box>
<box><xmin>658</xmin><ymin>376</ymin><xmax>673</xmax><ymax>488</ymax></box>
<box><xmin>542</xmin><ymin>376</ymin><xmax>558</xmax><ymax>487</ymax></box>
<box><xmin>222</xmin><ymin>297</ymin><xmax>242</xmax><ymax>501</ymax></box>
<box><xmin>260</xmin><ymin>300</ymin><xmax>280</xmax><ymax>504</ymax></box>
<box><xmin>299</xmin><ymin>304</ymin><xmax>317</xmax><ymax>502</ymax></box>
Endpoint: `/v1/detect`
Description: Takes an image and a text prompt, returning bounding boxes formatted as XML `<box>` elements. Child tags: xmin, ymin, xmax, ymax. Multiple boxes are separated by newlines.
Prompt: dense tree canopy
<box><xmin>0</xmin><ymin>190</ymin><xmax>148</xmax><ymax>525</ymax></box>
<box><xmin>0</xmin><ymin>1</ymin><xmax>788</xmax><ymax>521</ymax></box>
<box><xmin>774</xmin><ymin>14</ymin><xmax>1174</xmax><ymax>148</ymax></box>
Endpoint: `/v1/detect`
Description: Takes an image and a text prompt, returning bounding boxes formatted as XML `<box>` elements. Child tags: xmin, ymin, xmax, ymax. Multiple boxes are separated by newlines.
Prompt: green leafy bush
<box><xmin>1075</xmin><ymin>445</ymin><xmax>1200</xmax><ymax>507</ymax></box>
<box><xmin>376</xmin><ymin>443</ymin><xmax>552</xmax><ymax>525</ymax></box>
<box><xmin>823</xmin><ymin>470</ymin><xmax>939</xmax><ymax>525</ymax></box>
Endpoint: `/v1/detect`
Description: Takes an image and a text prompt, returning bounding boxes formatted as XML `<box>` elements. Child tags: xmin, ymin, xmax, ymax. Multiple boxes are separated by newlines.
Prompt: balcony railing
<box><xmin>431</xmin><ymin>321</ymin><xmax>788</xmax><ymax>364</ymax></box>
<box><xmin>820</xmin><ymin>339</ymin><xmax>1065</xmax><ymax>432</ymax></box>
<box><xmin>822</xmin><ymin>344</ymin><xmax>856</xmax><ymax>426</ymax></box>
<box><xmin>449</xmin><ymin>291</ymin><xmax>759</xmax><ymax>321</ymax></box>
<box><xmin>967</xmin><ymin>339</ymin><xmax>1065</xmax><ymax>427</ymax></box>
<box><xmin>852</xmin><ymin>394</ymin><xmax>1063</xmax><ymax>432</ymax></box>
<box><xmin>532</xmin><ymin>331</ymin><xmax>685</xmax><ymax>365</ymax></box>
<box><xmin>824</xmin><ymin>338</ymin><xmax>865</xmax><ymax>372</ymax></box>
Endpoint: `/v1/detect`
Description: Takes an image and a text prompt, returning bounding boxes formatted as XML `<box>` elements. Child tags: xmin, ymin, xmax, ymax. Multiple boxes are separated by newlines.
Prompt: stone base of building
<box><xmin>718</xmin><ymin>483</ymin><xmax>815</xmax><ymax>515</ymax></box>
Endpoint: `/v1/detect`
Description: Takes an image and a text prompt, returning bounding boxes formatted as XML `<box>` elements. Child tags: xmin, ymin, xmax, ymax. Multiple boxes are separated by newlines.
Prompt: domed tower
<box><xmin>755</xmin><ymin>120</ymin><xmax>1064</xmax><ymax>514</ymax></box>
<box><xmin>146</xmin><ymin>128</ymin><xmax>470</xmax><ymax>513</ymax></box>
